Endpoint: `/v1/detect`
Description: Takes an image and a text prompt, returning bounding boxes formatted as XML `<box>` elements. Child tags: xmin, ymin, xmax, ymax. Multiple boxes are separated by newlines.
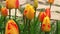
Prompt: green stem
<box><xmin>45</xmin><ymin>32</ymin><xmax>47</xmax><ymax>34</ymax></box>
<box><xmin>56</xmin><ymin>20</ymin><xmax>58</xmax><ymax>34</ymax></box>
<box><xmin>34</xmin><ymin>7</ymin><xmax>36</xmax><ymax>22</ymax></box>
<box><xmin>45</xmin><ymin>32</ymin><xmax>49</xmax><ymax>34</ymax></box>
<box><xmin>34</xmin><ymin>14</ymin><xmax>39</xmax><ymax>34</ymax></box>
<box><xmin>34</xmin><ymin>7</ymin><xmax>36</xmax><ymax>34</ymax></box>
<box><xmin>23</xmin><ymin>15</ymin><xmax>25</xmax><ymax>34</ymax></box>
<box><xmin>28</xmin><ymin>20</ymin><xmax>31</xmax><ymax>34</ymax></box>
<box><xmin>9</xmin><ymin>9</ymin><xmax>11</xmax><ymax>19</ymax></box>
<box><xmin>3</xmin><ymin>17</ymin><xmax>6</xmax><ymax>34</ymax></box>
<box><xmin>39</xmin><ymin>23</ymin><xmax>42</xmax><ymax>34</ymax></box>
<box><xmin>1</xmin><ymin>30</ymin><xmax>3</xmax><ymax>34</ymax></box>
<box><xmin>15</xmin><ymin>9</ymin><xmax>17</xmax><ymax>21</ymax></box>
<box><xmin>23</xmin><ymin>16</ymin><xmax>28</xmax><ymax>34</ymax></box>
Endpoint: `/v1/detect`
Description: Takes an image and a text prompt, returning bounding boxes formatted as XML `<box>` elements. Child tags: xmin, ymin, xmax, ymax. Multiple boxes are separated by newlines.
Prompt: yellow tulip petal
<box><xmin>42</xmin><ymin>16</ymin><xmax>51</xmax><ymax>32</ymax></box>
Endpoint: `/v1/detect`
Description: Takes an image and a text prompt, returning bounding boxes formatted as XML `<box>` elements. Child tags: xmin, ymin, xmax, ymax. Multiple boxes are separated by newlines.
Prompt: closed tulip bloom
<box><xmin>6</xmin><ymin>0</ymin><xmax>19</xmax><ymax>9</ymax></box>
<box><xmin>34</xmin><ymin>0</ymin><xmax>38</xmax><ymax>8</ymax></box>
<box><xmin>42</xmin><ymin>16</ymin><xmax>51</xmax><ymax>32</ymax></box>
<box><xmin>48</xmin><ymin>0</ymin><xmax>54</xmax><ymax>4</ymax></box>
<box><xmin>38</xmin><ymin>12</ymin><xmax>46</xmax><ymax>22</ymax></box>
<box><xmin>24</xmin><ymin>4</ymin><xmax>35</xmax><ymax>20</ymax></box>
<box><xmin>5</xmin><ymin>20</ymin><xmax>19</xmax><ymax>34</ymax></box>
<box><xmin>1</xmin><ymin>7</ymin><xmax>8</xmax><ymax>17</ymax></box>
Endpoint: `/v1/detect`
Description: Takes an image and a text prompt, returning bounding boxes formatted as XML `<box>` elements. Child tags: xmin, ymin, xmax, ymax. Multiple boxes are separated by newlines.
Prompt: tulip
<box><xmin>34</xmin><ymin>0</ymin><xmax>38</xmax><ymax>8</ymax></box>
<box><xmin>38</xmin><ymin>12</ymin><xmax>46</xmax><ymax>22</ymax></box>
<box><xmin>5</xmin><ymin>20</ymin><xmax>19</xmax><ymax>34</ymax></box>
<box><xmin>1</xmin><ymin>7</ymin><xmax>8</xmax><ymax>17</ymax></box>
<box><xmin>42</xmin><ymin>16</ymin><xmax>51</xmax><ymax>32</ymax></box>
<box><xmin>23</xmin><ymin>4</ymin><xmax>35</xmax><ymax>20</ymax></box>
<box><xmin>6</xmin><ymin>0</ymin><xmax>19</xmax><ymax>9</ymax></box>
<box><xmin>45</xmin><ymin>8</ymin><xmax>51</xmax><ymax>18</ymax></box>
<box><xmin>48</xmin><ymin>0</ymin><xmax>54</xmax><ymax>4</ymax></box>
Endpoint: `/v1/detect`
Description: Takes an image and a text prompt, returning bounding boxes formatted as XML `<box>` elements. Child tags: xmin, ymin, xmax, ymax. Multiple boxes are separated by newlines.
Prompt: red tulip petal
<box><xmin>16</xmin><ymin>0</ymin><xmax>19</xmax><ymax>8</ymax></box>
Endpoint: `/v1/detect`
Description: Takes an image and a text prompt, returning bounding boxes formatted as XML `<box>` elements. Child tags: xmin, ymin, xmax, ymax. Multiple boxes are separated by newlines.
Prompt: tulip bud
<box><xmin>48</xmin><ymin>0</ymin><xmax>54</xmax><ymax>4</ymax></box>
<box><xmin>24</xmin><ymin>4</ymin><xmax>35</xmax><ymax>20</ymax></box>
<box><xmin>6</xmin><ymin>0</ymin><xmax>19</xmax><ymax>9</ymax></box>
<box><xmin>38</xmin><ymin>12</ymin><xmax>46</xmax><ymax>22</ymax></box>
<box><xmin>42</xmin><ymin>16</ymin><xmax>51</xmax><ymax>32</ymax></box>
<box><xmin>45</xmin><ymin>8</ymin><xmax>51</xmax><ymax>18</ymax></box>
<box><xmin>1</xmin><ymin>7</ymin><xmax>8</xmax><ymax>17</ymax></box>
<box><xmin>5</xmin><ymin>20</ymin><xmax>19</xmax><ymax>34</ymax></box>
<box><xmin>34</xmin><ymin>0</ymin><xmax>38</xmax><ymax>8</ymax></box>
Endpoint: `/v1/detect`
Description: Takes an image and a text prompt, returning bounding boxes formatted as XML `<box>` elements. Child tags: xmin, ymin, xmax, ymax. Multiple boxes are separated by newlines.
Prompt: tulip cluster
<box><xmin>38</xmin><ymin>8</ymin><xmax>51</xmax><ymax>32</ymax></box>
<box><xmin>0</xmin><ymin>0</ymin><xmax>55</xmax><ymax>33</ymax></box>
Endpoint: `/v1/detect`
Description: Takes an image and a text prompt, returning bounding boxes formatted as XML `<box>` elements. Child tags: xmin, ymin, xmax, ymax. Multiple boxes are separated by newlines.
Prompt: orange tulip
<box><xmin>1</xmin><ymin>7</ymin><xmax>8</xmax><ymax>17</ymax></box>
<box><xmin>48</xmin><ymin>0</ymin><xmax>54</xmax><ymax>4</ymax></box>
<box><xmin>6</xmin><ymin>0</ymin><xmax>19</xmax><ymax>9</ymax></box>
<box><xmin>23</xmin><ymin>4</ymin><xmax>35</xmax><ymax>20</ymax></box>
<box><xmin>5</xmin><ymin>20</ymin><xmax>19</xmax><ymax>34</ymax></box>
<box><xmin>45</xmin><ymin>8</ymin><xmax>51</xmax><ymax>18</ymax></box>
<box><xmin>38</xmin><ymin>12</ymin><xmax>46</xmax><ymax>22</ymax></box>
<box><xmin>42</xmin><ymin>16</ymin><xmax>51</xmax><ymax>32</ymax></box>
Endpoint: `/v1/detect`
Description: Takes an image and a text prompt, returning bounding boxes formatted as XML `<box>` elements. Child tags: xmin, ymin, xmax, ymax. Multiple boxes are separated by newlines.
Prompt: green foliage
<box><xmin>0</xmin><ymin>13</ymin><xmax>60</xmax><ymax>34</ymax></box>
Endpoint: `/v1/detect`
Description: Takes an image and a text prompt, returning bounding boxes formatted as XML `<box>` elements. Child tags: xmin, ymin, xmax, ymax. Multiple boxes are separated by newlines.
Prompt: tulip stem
<box><xmin>9</xmin><ymin>9</ymin><xmax>11</xmax><ymax>19</ymax></box>
<box><xmin>39</xmin><ymin>23</ymin><xmax>42</xmax><ymax>34</ymax></box>
<box><xmin>3</xmin><ymin>17</ymin><xmax>6</xmax><ymax>34</ymax></box>
<box><xmin>34</xmin><ymin>7</ymin><xmax>36</xmax><ymax>34</ymax></box>
<box><xmin>34</xmin><ymin>7</ymin><xmax>36</xmax><ymax>22</ymax></box>
<box><xmin>23</xmin><ymin>15</ymin><xmax>25</xmax><ymax>34</ymax></box>
<box><xmin>45</xmin><ymin>32</ymin><xmax>49</xmax><ymax>34</ymax></box>
<box><xmin>45</xmin><ymin>32</ymin><xmax>48</xmax><ymax>34</ymax></box>
<box><xmin>28</xmin><ymin>20</ymin><xmax>31</xmax><ymax>34</ymax></box>
<box><xmin>23</xmin><ymin>16</ymin><xmax>28</xmax><ymax>34</ymax></box>
<box><xmin>15</xmin><ymin>9</ymin><xmax>17</xmax><ymax>21</ymax></box>
<box><xmin>56</xmin><ymin>20</ymin><xmax>58</xmax><ymax>34</ymax></box>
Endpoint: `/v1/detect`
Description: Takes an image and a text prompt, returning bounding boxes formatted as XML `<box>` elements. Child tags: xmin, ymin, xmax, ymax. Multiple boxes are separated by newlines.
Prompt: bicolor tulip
<box><xmin>5</xmin><ymin>20</ymin><xmax>19</xmax><ymax>34</ymax></box>
<box><xmin>1</xmin><ymin>7</ymin><xmax>8</xmax><ymax>17</ymax></box>
<box><xmin>23</xmin><ymin>4</ymin><xmax>35</xmax><ymax>20</ymax></box>
<box><xmin>45</xmin><ymin>8</ymin><xmax>51</xmax><ymax>18</ymax></box>
<box><xmin>48</xmin><ymin>0</ymin><xmax>54</xmax><ymax>4</ymax></box>
<box><xmin>6</xmin><ymin>0</ymin><xmax>19</xmax><ymax>9</ymax></box>
<box><xmin>34</xmin><ymin>0</ymin><xmax>38</xmax><ymax>8</ymax></box>
<box><xmin>38</xmin><ymin>12</ymin><xmax>46</xmax><ymax>22</ymax></box>
<box><xmin>42</xmin><ymin>16</ymin><xmax>51</xmax><ymax>32</ymax></box>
